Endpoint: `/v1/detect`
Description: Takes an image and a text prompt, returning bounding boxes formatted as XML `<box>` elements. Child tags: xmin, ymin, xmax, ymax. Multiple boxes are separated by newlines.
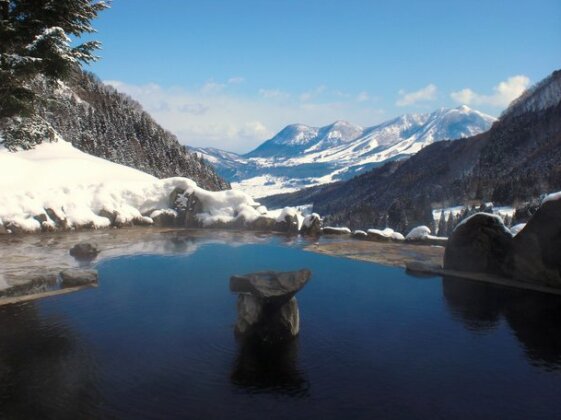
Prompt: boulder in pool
<box><xmin>230</xmin><ymin>269</ymin><xmax>311</xmax><ymax>342</ymax></box>
<box><xmin>510</xmin><ymin>196</ymin><xmax>561</xmax><ymax>287</ymax></box>
<box><xmin>444</xmin><ymin>213</ymin><xmax>512</xmax><ymax>276</ymax></box>
<box><xmin>230</xmin><ymin>269</ymin><xmax>311</xmax><ymax>302</ymax></box>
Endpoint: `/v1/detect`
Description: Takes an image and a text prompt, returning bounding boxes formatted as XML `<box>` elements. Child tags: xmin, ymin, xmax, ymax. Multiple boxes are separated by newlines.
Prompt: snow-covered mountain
<box><xmin>193</xmin><ymin>106</ymin><xmax>496</xmax><ymax>198</ymax></box>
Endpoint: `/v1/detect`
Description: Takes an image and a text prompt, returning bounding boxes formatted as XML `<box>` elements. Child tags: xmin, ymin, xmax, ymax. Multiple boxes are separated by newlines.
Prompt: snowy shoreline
<box><xmin>0</xmin><ymin>139</ymin><xmax>312</xmax><ymax>234</ymax></box>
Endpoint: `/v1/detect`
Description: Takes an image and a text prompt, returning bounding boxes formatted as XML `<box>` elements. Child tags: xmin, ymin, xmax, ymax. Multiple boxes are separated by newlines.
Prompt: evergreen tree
<box><xmin>437</xmin><ymin>211</ymin><xmax>447</xmax><ymax>236</ymax></box>
<box><xmin>0</xmin><ymin>0</ymin><xmax>108</xmax><ymax>119</ymax></box>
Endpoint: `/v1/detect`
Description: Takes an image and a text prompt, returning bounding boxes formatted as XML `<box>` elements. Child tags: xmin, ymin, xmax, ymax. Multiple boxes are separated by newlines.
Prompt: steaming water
<box><xmin>1</xmin><ymin>237</ymin><xmax>561</xmax><ymax>419</ymax></box>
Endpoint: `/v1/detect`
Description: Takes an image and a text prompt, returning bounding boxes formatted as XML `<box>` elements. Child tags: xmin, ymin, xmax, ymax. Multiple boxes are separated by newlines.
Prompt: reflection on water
<box><xmin>1</xmin><ymin>237</ymin><xmax>561</xmax><ymax>418</ymax></box>
<box><xmin>231</xmin><ymin>338</ymin><xmax>310</xmax><ymax>398</ymax></box>
<box><xmin>0</xmin><ymin>304</ymin><xmax>100</xmax><ymax>418</ymax></box>
<box><xmin>443</xmin><ymin>276</ymin><xmax>561</xmax><ymax>369</ymax></box>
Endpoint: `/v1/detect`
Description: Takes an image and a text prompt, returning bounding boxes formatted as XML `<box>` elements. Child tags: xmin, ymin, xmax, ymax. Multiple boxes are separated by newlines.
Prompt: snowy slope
<box><xmin>194</xmin><ymin>106</ymin><xmax>495</xmax><ymax>198</ymax></box>
<box><xmin>0</xmin><ymin>138</ymin><xmax>304</xmax><ymax>233</ymax></box>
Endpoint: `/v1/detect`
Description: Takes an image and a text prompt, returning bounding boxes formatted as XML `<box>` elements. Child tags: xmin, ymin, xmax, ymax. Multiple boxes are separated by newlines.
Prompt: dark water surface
<box><xmin>1</xmin><ymin>236</ymin><xmax>561</xmax><ymax>419</ymax></box>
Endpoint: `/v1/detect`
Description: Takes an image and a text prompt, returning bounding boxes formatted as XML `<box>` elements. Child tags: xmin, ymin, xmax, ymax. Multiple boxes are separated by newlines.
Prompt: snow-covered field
<box><xmin>0</xmin><ymin>139</ymin><xmax>306</xmax><ymax>233</ymax></box>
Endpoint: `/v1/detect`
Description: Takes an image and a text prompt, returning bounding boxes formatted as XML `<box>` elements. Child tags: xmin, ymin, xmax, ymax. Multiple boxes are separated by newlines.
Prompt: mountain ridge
<box><xmin>194</xmin><ymin>105</ymin><xmax>495</xmax><ymax>197</ymax></box>
<box><xmin>261</xmin><ymin>69</ymin><xmax>561</xmax><ymax>232</ymax></box>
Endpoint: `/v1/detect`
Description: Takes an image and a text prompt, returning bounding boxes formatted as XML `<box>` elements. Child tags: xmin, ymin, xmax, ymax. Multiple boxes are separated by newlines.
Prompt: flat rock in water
<box><xmin>230</xmin><ymin>269</ymin><xmax>311</xmax><ymax>302</ymax></box>
<box><xmin>60</xmin><ymin>269</ymin><xmax>98</xmax><ymax>287</ymax></box>
<box><xmin>69</xmin><ymin>242</ymin><xmax>100</xmax><ymax>260</ymax></box>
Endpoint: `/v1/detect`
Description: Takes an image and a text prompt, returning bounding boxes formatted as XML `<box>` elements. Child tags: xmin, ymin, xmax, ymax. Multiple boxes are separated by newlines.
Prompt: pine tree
<box><xmin>438</xmin><ymin>211</ymin><xmax>447</xmax><ymax>236</ymax></box>
<box><xmin>0</xmin><ymin>0</ymin><xmax>108</xmax><ymax>119</ymax></box>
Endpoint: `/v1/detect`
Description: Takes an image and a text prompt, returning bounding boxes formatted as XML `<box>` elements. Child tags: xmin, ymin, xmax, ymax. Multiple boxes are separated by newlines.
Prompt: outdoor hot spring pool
<box><xmin>1</xmin><ymin>236</ymin><xmax>561</xmax><ymax>419</ymax></box>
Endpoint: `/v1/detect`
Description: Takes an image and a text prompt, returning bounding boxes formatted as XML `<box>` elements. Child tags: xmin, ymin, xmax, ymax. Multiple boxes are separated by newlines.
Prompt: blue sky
<box><xmin>85</xmin><ymin>0</ymin><xmax>561</xmax><ymax>152</ymax></box>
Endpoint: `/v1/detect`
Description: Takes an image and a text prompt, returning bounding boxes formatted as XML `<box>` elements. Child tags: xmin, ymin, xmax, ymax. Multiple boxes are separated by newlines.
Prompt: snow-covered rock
<box><xmin>543</xmin><ymin>191</ymin><xmax>561</xmax><ymax>204</ymax></box>
<box><xmin>405</xmin><ymin>226</ymin><xmax>432</xmax><ymax>240</ymax></box>
<box><xmin>510</xmin><ymin>223</ymin><xmax>526</xmax><ymax>236</ymax></box>
<box><xmin>322</xmin><ymin>226</ymin><xmax>351</xmax><ymax>235</ymax></box>
<box><xmin>352</xmin><ymin>230</ymin><xmax>368</xmax><ymax>239</ymax></box>
<box><xmin>0</xmin><ymin>138</ymin><xmax>308</xmax><ymax>233</ymax></box>
<box><xmin>300</xmin><ymin>213</ymin><xmax>322</xmax><ymax>235</ymax></box>
<box><xmin>367</xmin><ymin>228</ymin><xmax>405</xmax><ymax>241</ymax></box>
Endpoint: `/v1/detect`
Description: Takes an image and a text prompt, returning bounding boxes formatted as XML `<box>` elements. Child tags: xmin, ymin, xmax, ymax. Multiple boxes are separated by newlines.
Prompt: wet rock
<box><xmin>150</xmin><ymin>209</ymin><xmax>178</xmax><ymax>227</ymax></box>
<box><xmin>510</xmin><ymin>198</ymin><xmax>561</xmax><ymax>287</ymax></box>
<box><xmin>235</xmin><ymin>294</ymin><xmax>300</xmax><ymax>340</ymax></box>
<box><xmin>444</xmin><ymin>213</ymin><xmax>512</xmax><ymax>276</ymax></box>
<box><xmin>132</xmin><ymin>216</ymin><xmax>153</xmax><ymax>226</ymax></box>
<box><xmin>69</xmin><ymin>242</ymin><xmax>100</xmax><ymax>261</ymax></box>
<box><xmin>4</xmin><ymin>221</ymin><xmax>27</xmax><ymax>234</ymax></box>
<box><xmin>183</xmin><ymin>193</ymin><xmax>203</xmax><ymax>227</ymax></box>
<box><xmin>352</xmin><ymin>230</ymin><xmax>368</xmax><ymax>239</ymax></box>
<box><xmin>169</xmin><ymin>187</ymin><xmax>184</xmax><ymax>207</ymax></box>
<box><xmin>99</xmin><ymin>209</ymin><xmax>118</xmax><ymax>225</ymax></box>
<box><xmin>59</xmin><ymin>269</ymin><xmax>98</xmax><ymax>287</ymax></box>
<box><xmin>246</xmin><ymin>216</ymin><xmax>276</xmax><ymax>231</ymax></box>
<box><xmin>45</xmin><ymin>208</ymin><xmax>69</xmax><ymax>230</ymax></box>
<box><xmin>300</xmin><ymin>214</ymin><xmax>322</xmax><ymax>236</ymax></box>
<box><xmin>0</xmin><ymin>224</ymin><xmax>8</xmax><ymax>235</ymax></box>
<box><xmin>33</xmin><ymin>213</ymin><xmax>48</xmax><ymax>224</ymax></box>
<box><xmin>230</xmin><ymin>269</ymin><xmax>311</xmax><ymax>342</ymax></box>
<box><xmin>274</xmin><ymin>214</ymin><xmax>300</xmax><ymax>234</ymax></box>
<box><xmin>322</xmin><ymin>226</ymin><xmax>351</xmax><ymax>235</ymax></box>
<box><xmin>230</xmin><ymin>269</ymin><xmax>311</xmax><ymax>301</ymax></box>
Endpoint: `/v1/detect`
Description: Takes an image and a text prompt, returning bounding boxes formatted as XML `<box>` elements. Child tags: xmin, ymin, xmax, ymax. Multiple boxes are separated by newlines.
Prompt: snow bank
<box><xmin>0</xmin><ymin>139</ymin><xmax>303</xmax><ymax>232</ymax></box>
<box><xmin>367</xmin><ymin>228</ymin><xmax>405</xmax><ymax>240</ymax></box>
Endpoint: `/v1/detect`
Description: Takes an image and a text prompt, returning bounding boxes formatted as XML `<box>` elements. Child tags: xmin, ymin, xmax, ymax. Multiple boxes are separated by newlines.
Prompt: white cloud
<box><xmin>396</xmin><ymin>84</ymin><xmax>437</xmax><ymax>107</ymax></box>
<box><xmin>356</xmin><ymin>91</ymin><xmax>369</xmax><ymax>102</ymax></box>
<box><xmin>258</xmin><ymin>88</ymin><xmax>290</xmax><ymax>99</ymax></box>
<box><xmin>227</xmin><ymin>76</ymin><xmax>245</xmax><ymax>85</ymax></box>
<box><xmin>200</xmin><ymin>81</ymin><xmax>225</xmax><ymax>94</ymax></box>
<box><xmin>103</xmin><ymin>79</ymin><xmax>385</xmax><ymax>153</ymax></box>
<box><xmin>450</xmin><ymin>75</ymin><xmax>530</xmax><ymax>107</ymax></box>
<box><xmin>299</xmin><ymin>85</ymin><xmax>326</xmax><ymax>102</ymax></box>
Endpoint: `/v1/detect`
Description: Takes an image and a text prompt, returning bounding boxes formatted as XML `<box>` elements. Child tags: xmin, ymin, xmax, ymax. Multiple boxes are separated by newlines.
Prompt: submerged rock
<box><xmin>230</xmin><ymin>269</ymin><xmax>311</xmax><ymax>342</ymax></box>
<box><xmin>444</xmin><ymin>213</ymin><xmax>512</xmax><ymax>276</ymax></box>
<box><xmin>69</xmin><ymin>242</ymin><xmax>100</xmax><ymax>261</ymax></box>
<box><xmin>511</xmin><ymin>198</ymin><xmax>561</xmax><ymax>287</ymax></box>
<box><xmin>59</xmin><ymin>269</ymin><xmax>98</xmax><ymax>287</ymax></box>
